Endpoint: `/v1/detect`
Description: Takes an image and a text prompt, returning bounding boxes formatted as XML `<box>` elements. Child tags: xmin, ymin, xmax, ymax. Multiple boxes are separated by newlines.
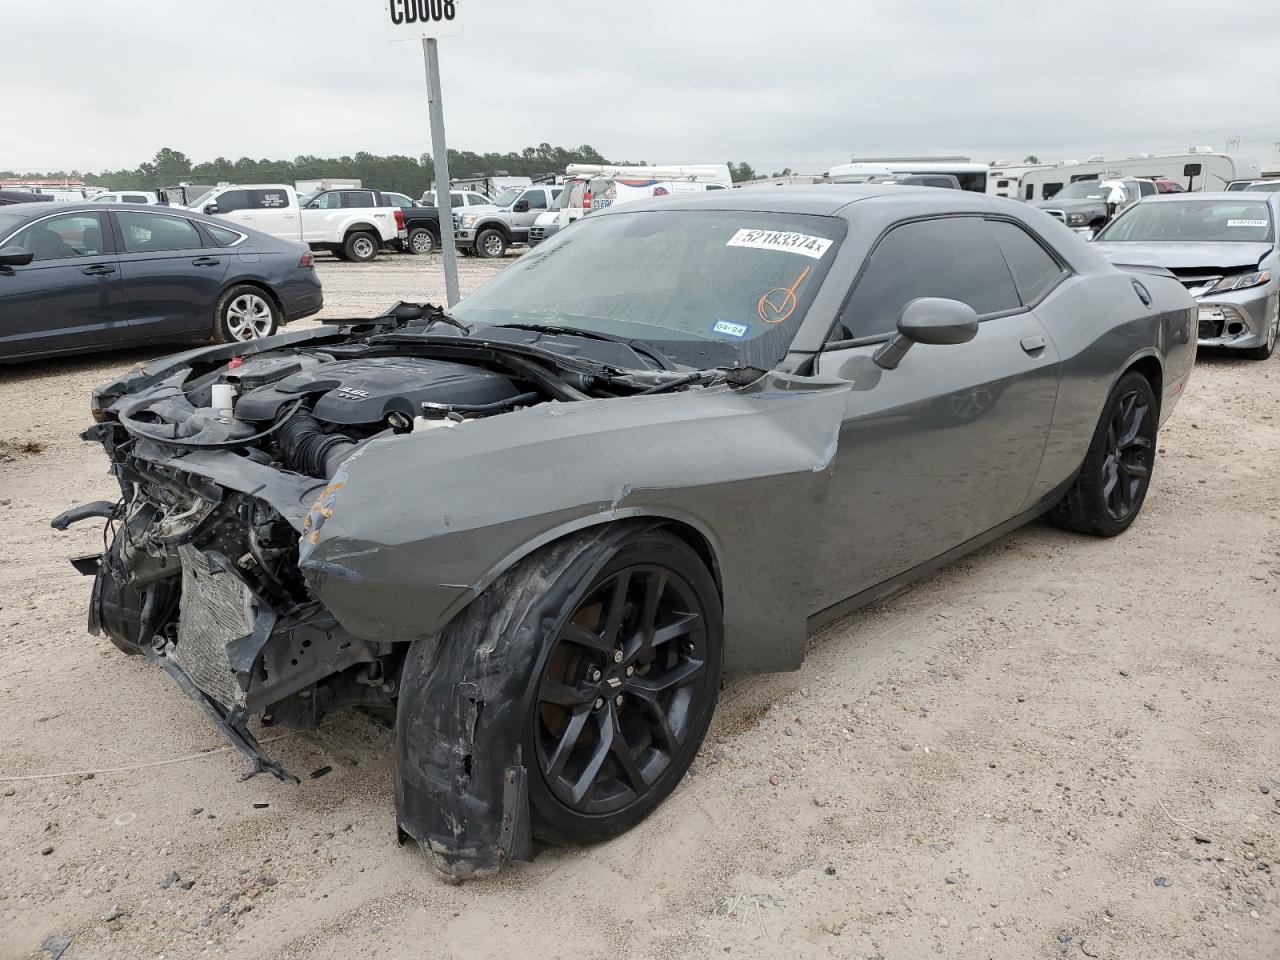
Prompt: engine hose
<box><xmin>119</xmin><ymin>398</ymin><xmax>306</xmax><ymax>451</ymax></box>
<box><xmin>420</xmin><ymin>391</ymin><xmax>540</xmax><ymax>416</ymax></box>
<box><xmin>275</xmin><ymin>405</ymin><xmax>357</xmax><ymax>478</ymax></box>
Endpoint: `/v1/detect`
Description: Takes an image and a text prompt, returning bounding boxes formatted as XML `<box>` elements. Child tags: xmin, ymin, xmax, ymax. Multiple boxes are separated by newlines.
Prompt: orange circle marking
<box><xmin>758</xmin><ymin>265</ymin><xmax>811</xmax><ymax>324</ymax></box>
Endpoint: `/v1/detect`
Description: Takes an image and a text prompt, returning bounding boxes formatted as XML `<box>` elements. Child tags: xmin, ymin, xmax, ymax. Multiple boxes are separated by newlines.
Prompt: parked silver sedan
<box><xmin>1092</xmin><ymin>192</ymin><xmax>1280</xmax><ymax>360</ymax></box>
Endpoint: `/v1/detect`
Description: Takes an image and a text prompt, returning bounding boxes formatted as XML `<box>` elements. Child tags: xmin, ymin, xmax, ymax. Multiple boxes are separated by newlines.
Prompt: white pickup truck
<box><xmin>183</xmin><ymin>185</ymin><xmax>403</xmax><ymax>262</ymax></box>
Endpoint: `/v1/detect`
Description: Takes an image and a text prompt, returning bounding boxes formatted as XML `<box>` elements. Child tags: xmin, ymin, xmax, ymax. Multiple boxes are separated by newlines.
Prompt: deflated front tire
<box><xmin>393</xmin><ymin>522</ymin><xmax>722</xmax><ymax>880</ymax></box>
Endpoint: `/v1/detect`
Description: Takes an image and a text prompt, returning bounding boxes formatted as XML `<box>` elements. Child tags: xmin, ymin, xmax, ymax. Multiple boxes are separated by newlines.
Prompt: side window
<box><xmin>13</xmin><ymin>213</ymin><xmax>108</xmax><ymax>261</ymax></box>
<box><xmin>215</xmin><ymin>190</ymin><xmax>251</xmax><ymax>213</ymax></box>
<box><xmin>252</xmin><ymin>189</ymin><xmax>290</xmax><ymax>210</ymax></box>
<box><xmin>988</xmin><ymin>219</ymin><xmax>1067</xmax><ymax>305</ymax></box>
<box><xmin>387</xmin><ymin>193</ymin><xmax>414</xmax><ymax>209</ymax></box>
<box><xmin>551</xmin><ymin>188</ymin><xmax>563</xmax><ymax>201</ymax></box>
<box><xmin>341</xmin><ymin>191</ymin><xmax>377</xmax><ymax>208</ymax></box>
<box><xmin>1124</xmin><ymin>183</ymin><xmax>1141</xmax><ymax>204</ymax></box>
<box><xmin>468</xmin><ymin>194</ymin><xmax>487</xmax><ymax>206</ymax></box>
<box><xmin>123</xmin><ymin>195</ymin><xmax>149</xmax><ymax>204</ymax></box>
<box><xmin>1138</xmin><ymin>180</ymin><xmax>1157</xmax><ymax>197</ymax></box>
<box><xmin>314</xmin><ymin>192</ymin><xmax>343</xmax><ymax>210</ymax></box>
<box><xmin>839</xmin><ymin>217</ymin><xmax>1021</xmax><ymax>339</ymax></box>
<box><xmin>520</xmin><ymin>190</ymin><xmax>548</xmax><ymax>210</ymax></box>
<box><xmin>117</xmin><ymin>212</ymin><xmax>204</xmax><ymax>253</ymax></box>
<box><xmin>94</xmin><ymin>195</ymin><xmax>118</xmax><ymax>203</ymax></box>
<box><xmin>1043</xmin><ymin>182</ymin><xmax>1063</xmax><ymax>199</ymax></box>
<box><xmin>706</xmin><ymin>184</ymin><xmax>727</xmax><ymax>191</ymax></box>
<box><xmin>204</xmin><ymin>223</ymin><xmax>244</xmax><ymax>247</ymax></box>
<box><xmin>1025</xmin><ymin>183</ymin><xmax>1035</xmax><ymax>200</ymax></box>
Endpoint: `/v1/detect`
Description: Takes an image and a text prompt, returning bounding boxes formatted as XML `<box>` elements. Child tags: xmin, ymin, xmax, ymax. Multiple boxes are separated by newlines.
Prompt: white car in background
<box><xmin>185</xmin><ymin>185</ymin><xmax>402</xmax><ymax>262</ymax></box>
<box><xmin>90</xmin><ymin>190</ymin><xmax>164</xmax><ymax>205</ymax></box>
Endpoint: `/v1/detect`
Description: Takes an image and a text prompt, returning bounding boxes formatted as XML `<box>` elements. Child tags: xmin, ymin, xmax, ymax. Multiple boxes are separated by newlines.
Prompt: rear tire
<box><xmin>406</xmin><ymin>227</ymin><xmax>437</xmax><ymax>255</ymax></box>
<box><xmin>476</xmin><ymin>228</ymin><xmax>508</xmax><ymax>259</ymax></box>
<box><xmin>212</xmin><ymin>285</ymin><xmax>280</xmax><ymax>344</ymax></box>
<box><xmin>343</xmin><ymin>231</ymin><xmax>379</xmax><ymax>263</ymax></box>
<box><xmin>1050</xmin><ymin>371</ymin><xmax>1158</xmax><ymax>537</ymax></box>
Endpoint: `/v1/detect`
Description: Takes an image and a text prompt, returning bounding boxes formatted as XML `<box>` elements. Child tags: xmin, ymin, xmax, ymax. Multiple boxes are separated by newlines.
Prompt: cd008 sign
<box><xmin>386</xmin><ymin>0</ymin><xmax>463</xmax><ymax>38</ymax></box>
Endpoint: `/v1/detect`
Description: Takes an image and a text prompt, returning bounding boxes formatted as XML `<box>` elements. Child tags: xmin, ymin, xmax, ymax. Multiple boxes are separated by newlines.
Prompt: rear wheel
<box><xmin>476</xmin><ymin>228</ymin><xmax>507</xmax><ymax>259</ymax></box>
<box><xmin>343</xmin><ymin>231</ymin><xmax>379</xmax><ymax>263</ymax></box>
<box><xmin>407</xmin><ymin>227</ymin><xmax>437</xmax><ymax>255</ymax></box>
<box><xmin>525</xmin><ymin>528</ymin><xmax>722</xmax><ymax>846</ymax></box>
<box><xmin>213</xmin><ymin>285</ymin><xmax>279</xmax><ymax>344</ymax></box>
<box><xmin>1241</xmin><ymin>298</ymin><xmax>1278</xmax><ymax>360</ymax></box>
<box><xmin>1050</xmin><ymin>371</ymin><xmax>1157</xmax><ymax>536</ymax></box>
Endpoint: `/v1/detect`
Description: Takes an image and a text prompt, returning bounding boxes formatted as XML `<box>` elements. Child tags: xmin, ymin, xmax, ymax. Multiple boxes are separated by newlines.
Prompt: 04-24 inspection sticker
<box><xmin>726</xmin><ymin>228</ymin><xmax>833</xmax><ymax>260</ymax></box>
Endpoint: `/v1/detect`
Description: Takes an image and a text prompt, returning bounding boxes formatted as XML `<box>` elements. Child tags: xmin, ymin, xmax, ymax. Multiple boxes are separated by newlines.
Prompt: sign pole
<box><xmin>422</xmin><ymin>37</ymin><xmax>460</xmax><ymax>308</ymax></box>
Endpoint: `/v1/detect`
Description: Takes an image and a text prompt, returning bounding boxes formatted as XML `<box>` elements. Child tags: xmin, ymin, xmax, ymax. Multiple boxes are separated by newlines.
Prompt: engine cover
<box><xmin>234</xmin><ymin>356</ymin><xmax>523</xmax><ymax>426</ymax></box>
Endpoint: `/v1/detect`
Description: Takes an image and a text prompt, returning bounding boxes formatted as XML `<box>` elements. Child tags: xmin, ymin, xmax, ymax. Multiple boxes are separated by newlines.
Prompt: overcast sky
<box><xmin>7</xmin><ymin>0</ymin><xmax>1279</xmax><ymax>175</ymax></box>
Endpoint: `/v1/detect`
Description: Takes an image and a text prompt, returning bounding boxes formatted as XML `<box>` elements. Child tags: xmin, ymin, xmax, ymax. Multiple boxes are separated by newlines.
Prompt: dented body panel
<box><xmin>301</xmin><ymin>373</ymin><xmax>850</xmax><ymax>673</ymax></box>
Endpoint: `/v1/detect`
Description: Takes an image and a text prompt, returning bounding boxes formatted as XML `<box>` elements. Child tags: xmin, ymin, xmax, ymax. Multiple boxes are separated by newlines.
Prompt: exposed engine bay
<box><xmin>54</xmin><ymin>303</ymin><xmax>723</xmax><ymax>780</ymax></box>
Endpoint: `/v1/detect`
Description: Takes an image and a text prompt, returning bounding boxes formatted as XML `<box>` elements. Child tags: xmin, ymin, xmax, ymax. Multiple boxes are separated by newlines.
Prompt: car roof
<box><xmin>598</xmin><ymin>184</ymin><xmax>1008</xmax><ymax>220</ymax></box>
<box><xmin>599</xmin><ymin>184</ymin><xmax>998</xmax><ymax>217</ymax></box>
<box><xmin>1139</xmin><ymin>191</ymin><xmax>1279</xmax><ymax>203</ymax></box>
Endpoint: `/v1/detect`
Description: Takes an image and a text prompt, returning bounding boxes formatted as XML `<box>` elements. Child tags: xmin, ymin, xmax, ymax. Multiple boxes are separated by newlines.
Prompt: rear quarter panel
<box><xmin>1031</xmin><ymin>270</ymin><xmax>1194</xmax><ymax>502</ymax></box>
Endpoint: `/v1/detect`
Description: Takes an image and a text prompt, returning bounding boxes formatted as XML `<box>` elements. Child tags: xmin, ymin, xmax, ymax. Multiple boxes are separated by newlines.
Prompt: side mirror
<box><xmin>873</xmin><ymin>298</ymin><xmax>979</xmax><ymax>370</ymax></box>
<box><xmin>513</xmin><ymin>200</ymin><xmax>530</xmax><ymax>213</ymax></box>
<box><xmin>0</xmin><ymin>245</ymin><xmax>34</xmax><ymax>267</ymax></box>
<box><xmin>203</xmin><ymin>202</ymin><xmax>219</xmax><ymax>215</ymax></box>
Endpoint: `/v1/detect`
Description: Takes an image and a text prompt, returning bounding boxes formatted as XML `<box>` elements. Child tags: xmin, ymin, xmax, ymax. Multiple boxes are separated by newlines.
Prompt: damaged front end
<box><xmin>54</xmin><ymin>303</ymin><xmax>583</xmax><ymax>783</ymax></box>
<box><xmin>55</xmin><ymin>301</ymin><xmax>851</xmax><ymax>879</ymax></box>
<box><xmin>57</xmin><ymin>431</ymin><xmax>396</xmax><ymax>782</ymax></box>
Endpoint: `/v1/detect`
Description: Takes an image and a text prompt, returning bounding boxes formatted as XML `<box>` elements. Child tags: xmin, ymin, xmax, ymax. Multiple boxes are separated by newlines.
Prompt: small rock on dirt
<box><xmin>160</xmin><ymin>870</ymin><xmax>179</xmax><ymax>889</ymax></box>
<box><xmin>40</xmin><ymin>934</ymin><xmax>71</xmax><ymax>960</ymax></box>
<box><xmin>1154</xmin><ymin>876</ymin><xmax>1171</xmax><ymax>887</ymax></box>
<box><xmin>40</xmin><ymin>845</ymin><xmax>54</xmax><ymax>856</ymax></box>
<box><xmin>104</xmin><ymin>905</ymin><xmax>126</xmax><ymax>921</ymax></box>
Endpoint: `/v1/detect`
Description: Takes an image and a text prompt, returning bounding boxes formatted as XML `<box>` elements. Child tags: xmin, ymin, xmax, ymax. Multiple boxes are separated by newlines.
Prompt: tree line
<box><xmin>6</xmin><ymin>146</ymin><xmax>769</xmax><ymax>193</ymax></box>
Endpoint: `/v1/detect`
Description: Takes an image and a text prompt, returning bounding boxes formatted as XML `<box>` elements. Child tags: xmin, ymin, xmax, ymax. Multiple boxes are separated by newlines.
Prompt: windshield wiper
<box><xmin>490</xmin><ymin>323</ymin><xmax>673</xmax><ymax>369</ymax></box>
<box><xmin>424</xmin><ymin>311</ymin><xmax>473</xmax><ymax>335</ymax></box>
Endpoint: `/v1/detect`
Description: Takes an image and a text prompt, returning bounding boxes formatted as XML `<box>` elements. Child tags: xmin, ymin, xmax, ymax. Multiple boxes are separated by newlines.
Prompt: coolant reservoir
<box><xmin>412</xmin><ymin>416</ymin><xmax>459</xmax><ymax>433</ymax></box>
<box><xmin>210</xmin><ymin>382</ymin><xmax>235</xmax><ymax>421</ymax></box>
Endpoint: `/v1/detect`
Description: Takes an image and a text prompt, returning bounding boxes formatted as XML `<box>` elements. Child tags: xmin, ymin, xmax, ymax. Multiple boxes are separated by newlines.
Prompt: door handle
<box><xmin>191</xmin><ymin>257</ymin><xmax>220</xmax><ymax>266</ymax></box>
<box><xmin>1020</xmin><ymin>335</ymin><xmax>1047</xmax><ymax>355</ymax></box>
<box><xmin>82</xmin><ymin>264</ymin><xmax>117</xmax><ymax>276</ymax></box>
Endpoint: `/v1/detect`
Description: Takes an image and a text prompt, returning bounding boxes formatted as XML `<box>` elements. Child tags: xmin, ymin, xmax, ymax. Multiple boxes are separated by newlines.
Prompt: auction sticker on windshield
<box><xmin>1227</xmin><ymin>219</ymin><xmax>1268</xmax><ymax>228</ymax></box>
<box><xmin>712</xmin><ymin>320</ymin><xmax>750</xmax><ymax>338</ymax></box>
<box><xmin>727</xmin><ymin>228</ymin><xmax>833</xmax><ymax>260</ymax></box>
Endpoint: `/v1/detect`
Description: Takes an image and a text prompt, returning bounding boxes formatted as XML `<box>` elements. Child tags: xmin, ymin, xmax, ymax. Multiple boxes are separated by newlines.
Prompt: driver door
<box><xmin>809</xmin><ymin>215</ymin><xmax>1064</xmax><ymax>613</ymax></box>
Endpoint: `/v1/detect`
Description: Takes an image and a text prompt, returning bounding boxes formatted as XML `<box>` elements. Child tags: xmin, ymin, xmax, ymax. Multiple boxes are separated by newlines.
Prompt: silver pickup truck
<box><xmin>453</xmin><ymin>184</ymin><xmax>563</xmax><ymax>258</ymax></box>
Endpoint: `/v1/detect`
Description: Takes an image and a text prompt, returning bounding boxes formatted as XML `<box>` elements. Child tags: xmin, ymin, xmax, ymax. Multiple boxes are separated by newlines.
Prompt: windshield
<box><xmin>492</xmin><ymin>188</ymin><xmax>521</xmax><ymax>208</ymax></box>
<box><xmin>185</xmin><ymin>188</ymin><xmax>217</xmax><ymax>210</ymax></box>
<box><xmin>450</xmin><ymin>209</ymin><xmax>847</xmax><ymax>370</ymax></box>
<box><xmin>1052</xmin><ymin>182</ymin><xmax>1113</xmax><ymax>201</ymax></box>
<box><xmin>1096</xmin><ymin>199</ymin><xmax>1275</xmax><ymax>243</ymax></box>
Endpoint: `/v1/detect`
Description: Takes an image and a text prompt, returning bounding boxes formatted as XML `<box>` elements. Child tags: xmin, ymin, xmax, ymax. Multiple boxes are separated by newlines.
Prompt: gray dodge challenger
<box><xmin>55</xmin><ymin>187</ymin><xmax>1196</xmax><ymax>878</ymax></box>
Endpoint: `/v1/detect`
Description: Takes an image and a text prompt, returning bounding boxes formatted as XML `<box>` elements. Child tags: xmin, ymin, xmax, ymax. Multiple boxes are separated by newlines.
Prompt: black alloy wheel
<box><xmin>1100</xmin><ymin>388</ymin><xmax>1154</xmax><ymax>522</ymax></box>
<box><xmin>528</xmin><ymin>545</ymin><xmax>720</xmax><ymax>838</ymax></box>
<box><xmin>1050</xmin><ymin>370</ymin><xmax>1158</xmax><ymax>537</ymax></box>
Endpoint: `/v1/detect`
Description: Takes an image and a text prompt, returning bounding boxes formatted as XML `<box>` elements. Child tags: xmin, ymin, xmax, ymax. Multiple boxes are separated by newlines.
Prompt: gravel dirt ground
<box><xmin>1</xmin><ymin>251</ymin><xmax>1277</xmax><ymax>960</ymax></box>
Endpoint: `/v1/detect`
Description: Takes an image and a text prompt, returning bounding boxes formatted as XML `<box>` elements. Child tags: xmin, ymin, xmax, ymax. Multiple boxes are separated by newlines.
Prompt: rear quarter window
<box><xmin>989</xmin><ymin>219</ymin><xmax>1066</xmax><ymax>304</ymax></box>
